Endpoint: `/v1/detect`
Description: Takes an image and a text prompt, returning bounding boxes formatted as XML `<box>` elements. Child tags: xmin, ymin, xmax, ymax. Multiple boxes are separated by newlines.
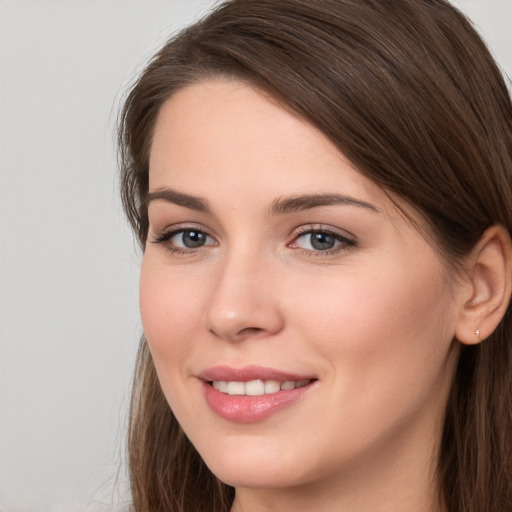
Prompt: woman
<box><xmin>118</xmin><ymin>1</ymin><xmax>512</xmax><ymax>510</ymax></box>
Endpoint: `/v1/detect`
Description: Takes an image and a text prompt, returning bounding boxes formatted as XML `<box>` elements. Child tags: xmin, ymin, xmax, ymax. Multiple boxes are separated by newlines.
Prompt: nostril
<box><xmin>240</xmin><ymin>327</ymin><xmax>264</xmax><ymax>335</ymax></box>
<box><xmin>236</xmin><ymin>326</ymin><xmax>268</xmax><ymax>339</ymax></box>
<box><xmin>209</xmin><ymin>325</ymin><xmax>266</xmax><ymax>341</ymax></box>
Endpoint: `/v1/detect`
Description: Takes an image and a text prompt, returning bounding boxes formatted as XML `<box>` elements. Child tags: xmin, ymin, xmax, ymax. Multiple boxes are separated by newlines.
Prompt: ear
<box><xmin>455</xmin><ymin>225</ymin><xmax>512</xmax><ymax>345</ymax></box>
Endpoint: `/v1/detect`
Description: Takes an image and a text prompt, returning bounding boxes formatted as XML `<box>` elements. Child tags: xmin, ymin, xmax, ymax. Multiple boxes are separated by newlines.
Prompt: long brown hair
<box><xmin>118</xmin><ymin>1</ymin><xmax>512</xmax><ymax>510</ymax></box>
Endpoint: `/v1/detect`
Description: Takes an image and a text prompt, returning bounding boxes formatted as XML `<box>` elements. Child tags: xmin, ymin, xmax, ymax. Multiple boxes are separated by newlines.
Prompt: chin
<box><xmin>211</xmin><ymin>465</ymin><xmax>303</xmax><ymax>490</ymax></box>
<box><xmin>198</xmin><ymin>440</ymin><xmax>310</xmax><ymax>489</ymax></box>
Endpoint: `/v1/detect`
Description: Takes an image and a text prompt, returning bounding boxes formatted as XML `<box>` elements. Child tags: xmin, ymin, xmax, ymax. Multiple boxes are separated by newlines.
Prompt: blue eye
<box><xmin>151</xmin><ymin>227</ymin><xmax>216</xmax><ymax>252</ymax></box>
<box><xmin>308</xmin><ymin>232</ymin><xmax>337</xmax><ymax>250</ymax></box>
<box><xmin>292</xmin><ymin>229</ymin><xmax>354</xmax><ymax>253</ymax></box>
<box><xmin>171</xmin><ymin>230</ymin><xmax>211</xmax><ymax>248</ymax></box>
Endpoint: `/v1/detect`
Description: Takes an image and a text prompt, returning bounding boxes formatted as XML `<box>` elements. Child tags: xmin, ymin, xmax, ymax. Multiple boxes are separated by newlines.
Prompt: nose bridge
<box><xmin>204</xmin><ymin>242</ymin><xmax>283</xmax><ymax>341</ymax></box>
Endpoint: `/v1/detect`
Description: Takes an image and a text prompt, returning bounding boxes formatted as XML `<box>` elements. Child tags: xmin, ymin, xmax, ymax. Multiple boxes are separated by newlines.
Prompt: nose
<box><xmin>203</xmin><ymin>252</ymin><xmax>284</xmax><ymax>342</ymax></box>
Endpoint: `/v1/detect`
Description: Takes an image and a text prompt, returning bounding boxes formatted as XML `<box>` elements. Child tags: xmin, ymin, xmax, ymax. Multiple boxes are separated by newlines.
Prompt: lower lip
<box><xmin>202</xmin><ymin>381</ymin><xmax>314</xmax><ymax>423</ymax></box>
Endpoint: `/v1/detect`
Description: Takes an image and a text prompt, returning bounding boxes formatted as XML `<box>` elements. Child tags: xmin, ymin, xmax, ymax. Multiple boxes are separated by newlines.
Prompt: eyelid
<box><xmin>149</xmin><ymin>223</ymin><xmax>217</xmax><ymax>254</ymax></box>
<box><xmin>150</xmin><ymin>222</ymin><xmax>205</xmax><ymax>241</ymax></box>
<box><xmin>288</xmin><ymin>224</ymin><xmax>356</xmax><ymax>254</ymax></box>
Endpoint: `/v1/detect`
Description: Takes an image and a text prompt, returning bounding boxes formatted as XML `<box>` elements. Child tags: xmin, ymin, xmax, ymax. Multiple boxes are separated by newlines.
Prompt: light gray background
<box><xmin>0</xmin><ymin>1</ymin><xmax>510</xmax><ymax>511</ymax></box>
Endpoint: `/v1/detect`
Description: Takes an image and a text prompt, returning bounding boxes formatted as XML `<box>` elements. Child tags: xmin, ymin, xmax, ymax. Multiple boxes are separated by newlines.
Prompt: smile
<box><xmin>200</xmin><ymin>366</ymin><xmax>317</xmax><ymax>422</ymax></box>
<box><xmin>211</xmin><ymin>379</ymin><xmax>312</xmax><ymax>396</ymax></box>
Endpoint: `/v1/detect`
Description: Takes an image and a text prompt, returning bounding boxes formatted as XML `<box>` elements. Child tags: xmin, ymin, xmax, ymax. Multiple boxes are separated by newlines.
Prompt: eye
<box><xmin>290</xmin><ymin>228</ymin><xmax>355</xmax><ymax>253</ymax></box>
<box><xmin>171</xmin><ymin>229</ymin><xmax>212</xmax><ymax>248</ymax></box>
<box><xmin>150</xmin><ymin>227</ymin><xmax>217</xmax><ymax>253</ymax></box>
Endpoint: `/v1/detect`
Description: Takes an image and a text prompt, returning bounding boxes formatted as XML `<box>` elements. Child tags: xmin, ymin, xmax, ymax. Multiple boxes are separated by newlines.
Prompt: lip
<box><xmin>199</xmin><ymin>365</ymin><xmax>317</xmax><ymax>423</ymax></box>
<box><xmin>199</xmin><ymin>364</ymin><xmax>315</xmax><ymax>382</ymax></box>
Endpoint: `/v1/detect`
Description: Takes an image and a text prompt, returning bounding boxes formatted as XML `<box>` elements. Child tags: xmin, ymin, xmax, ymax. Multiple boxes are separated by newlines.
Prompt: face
<box><xmin>141</xmin><ymin>79</ymin><xmax>462</xmax><ymax>494</ymax></box>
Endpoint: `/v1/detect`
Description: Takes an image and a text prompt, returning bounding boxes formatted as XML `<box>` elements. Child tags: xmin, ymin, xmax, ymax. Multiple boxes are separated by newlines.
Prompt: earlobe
<box><xmin>455</xmin><ymin>225</ymin><xmax>512</xmax><ymax>345</ymax></box>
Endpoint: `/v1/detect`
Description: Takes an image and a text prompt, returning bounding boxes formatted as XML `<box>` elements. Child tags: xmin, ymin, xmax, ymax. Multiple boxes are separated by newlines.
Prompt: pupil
<box><xmin>183</xmin><ymin>230</ymin><xmax>206</xmax><ymax>248</ymax></box>
<box><xmin>311</xmin><ymin>232</ymin><xmax>335</xmax><ymax>250</ymax></box>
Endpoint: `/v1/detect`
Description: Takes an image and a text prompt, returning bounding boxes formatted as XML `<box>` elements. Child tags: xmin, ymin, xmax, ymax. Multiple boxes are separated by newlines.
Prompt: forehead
<box><xmin>150</xmin><ymin>80</ymin><xmax>376</xmax><ymax>197</ymax></box>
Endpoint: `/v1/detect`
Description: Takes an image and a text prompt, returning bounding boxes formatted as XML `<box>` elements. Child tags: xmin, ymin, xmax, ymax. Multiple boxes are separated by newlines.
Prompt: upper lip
<box><xmin>199</xmin><ymin>365</ymin><xmax>316</xmax><ymax>382</ymax></box>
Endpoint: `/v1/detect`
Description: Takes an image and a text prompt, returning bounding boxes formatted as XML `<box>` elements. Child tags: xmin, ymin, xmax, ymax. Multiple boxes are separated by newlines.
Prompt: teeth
<box><xmin>212</xmin><ymin>381</ymin><xmax>228</xmax><ymax>393</ymax></box>
<box><xmin>280</xmin><ymin>380</ymin><xmax>295</xmax><ymax>390</ymax></box>
<box><xmin>265</xmin><ymin>380</ymin><xmax>281</xmax><ymax>394</ymax></box>
<box><xmin>227</xmin><ymin>381</ymin><xmax>245</xmax><ymax>395</ymax></box>
<box><xmin>211</xmin><ymin>379</ymin><xmax>312</xmax><ymax>396</ymax></box>
<box><xmin>245</xmin><ymin>380</ymin><xmax>265</xmax><ymax>396</ymax></box>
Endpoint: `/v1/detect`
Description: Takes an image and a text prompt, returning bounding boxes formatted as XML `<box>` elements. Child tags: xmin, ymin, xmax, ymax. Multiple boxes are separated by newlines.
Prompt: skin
<box><xmin>140</xmin><ymin>79</ymin><xmax>466</xmax><ymax>512</ymax></box>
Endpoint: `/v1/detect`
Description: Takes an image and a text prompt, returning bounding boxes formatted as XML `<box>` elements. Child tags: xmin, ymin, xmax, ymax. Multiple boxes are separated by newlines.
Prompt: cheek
<box><xmin>291</xmin><ymin>254</ymin><xmax>456</xmax><ymax>391</ymax></box>
<box><xmin>280</xmin><ymin>258</ymin><xmax>457</xmax><ymax>464</ymax></box>
<box><xmin>139</xmin><ymin>256</ymin><xmax>204</xmax><ymax>367</ymax></box>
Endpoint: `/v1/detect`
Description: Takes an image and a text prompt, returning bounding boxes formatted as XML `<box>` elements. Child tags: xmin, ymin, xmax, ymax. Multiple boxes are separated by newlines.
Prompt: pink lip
<box><xmin>199</xmin><ymin>364</ymin><xmax>314</xmax><ymax>382</ymax></box>
<box><xmin>199</xmin><ymin>365</ymin><xmax>317</xmax><ymax>423</ymax></box>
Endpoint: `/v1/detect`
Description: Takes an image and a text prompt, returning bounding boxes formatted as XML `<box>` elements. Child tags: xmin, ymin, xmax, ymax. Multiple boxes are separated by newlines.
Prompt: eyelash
<box><xmin>150</xmin><ymin>224</ymin><xmax>356</xmax><ymax>257</ymax></box>
<box><xmin>150</xmin><ymin>225</ymin><xmax>216</xmax><ymax>256</ymax></box>
<box><xmin>289</xmin><ymin>225</ymin><xmax>356</xmax><ymax>256</ymax></box>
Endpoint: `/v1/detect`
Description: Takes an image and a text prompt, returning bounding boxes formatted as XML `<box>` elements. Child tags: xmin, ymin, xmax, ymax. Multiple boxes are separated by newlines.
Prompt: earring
<box><xmin>475</xmin><ymin>329</ymin><xmax>480</xmax><ymax>338</ymax></box>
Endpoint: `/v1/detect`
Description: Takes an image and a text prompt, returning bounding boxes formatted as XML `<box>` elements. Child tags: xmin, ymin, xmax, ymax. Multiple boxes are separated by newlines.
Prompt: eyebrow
<box><xmin>145</xmin><ymin>187</ymin><xmax>209</xmax><ymax>212</ymax></box>
<box><xmin>146</xmin><ymin>187</ymin><xmax>379</xmax><ymax>215</ymax></box>
<box><xmin>269</xmin><ymin>193</ymin><xmax>379</xmax><ymax>215</ymax></box>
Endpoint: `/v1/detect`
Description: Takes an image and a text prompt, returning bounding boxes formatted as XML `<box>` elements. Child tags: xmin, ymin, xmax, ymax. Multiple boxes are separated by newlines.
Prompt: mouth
<box><xmin>199</xmin><ymin>366</ymin><xmax>317</xmax><ymax>423</ymax></box>
<box><xmin>210</xmin><ymin>378</ymin><xmax>313</xmax><ymax>396</ymax></box>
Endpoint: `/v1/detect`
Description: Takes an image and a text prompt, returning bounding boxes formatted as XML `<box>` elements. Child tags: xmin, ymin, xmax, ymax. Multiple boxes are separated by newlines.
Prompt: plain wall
<box><xmin>0</xmin><ymin>1</ymin><xmax>510</xmax><ymax>511</ymax></box>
